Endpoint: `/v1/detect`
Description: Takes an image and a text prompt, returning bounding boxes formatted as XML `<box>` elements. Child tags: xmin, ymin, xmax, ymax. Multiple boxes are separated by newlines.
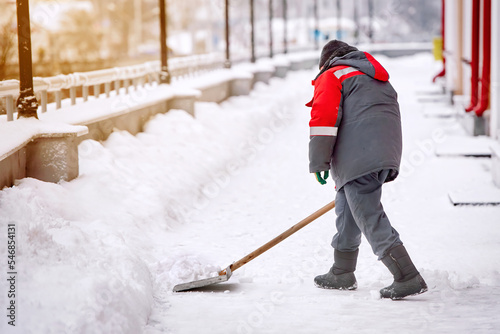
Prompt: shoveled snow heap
<box><xmin>155</xmin><ymin>255</ymin><xmax>221</xmax><ymax>288</ymax></box>
<box><xmin>0</xmin><ymin>70</ymin><xmax>303</xmax><ymax>333</ymax></box>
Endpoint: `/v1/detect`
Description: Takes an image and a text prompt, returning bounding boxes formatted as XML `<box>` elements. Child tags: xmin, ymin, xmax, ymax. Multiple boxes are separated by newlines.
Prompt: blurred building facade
<box><xmin>441</xmin><ymin>0</ymin><xmax>499</xmax><ymax>138</ymax></box>
<box><xmin>439</xmin><ymin>0</ymin><xmax>500</xmax><ymax>187</ymax></box>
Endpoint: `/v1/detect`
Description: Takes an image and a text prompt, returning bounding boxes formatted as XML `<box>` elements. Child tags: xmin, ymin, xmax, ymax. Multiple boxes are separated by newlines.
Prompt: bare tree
<box><xmin>56</xmin><ymin>9</ymin><xmax>103</xmax><ymax>64</ymax></box>
<box><xmin>0</xmin><ymin>14</ymin><xmax>16</xmax><ymax>80</ymax></box>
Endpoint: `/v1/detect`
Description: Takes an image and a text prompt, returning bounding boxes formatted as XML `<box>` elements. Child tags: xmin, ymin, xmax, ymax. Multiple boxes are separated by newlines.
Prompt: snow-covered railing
<box><xmin>0</xmin><ymin>53</ymin><xmax>225</xmax><ymax>121</ymax></box>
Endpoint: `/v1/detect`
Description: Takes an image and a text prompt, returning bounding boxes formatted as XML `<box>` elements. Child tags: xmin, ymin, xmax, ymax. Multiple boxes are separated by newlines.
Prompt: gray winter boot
<box><xmin>380</xmin><ymin>245</ymin><xmax>428</xmax><ymax>300</ymax></box>
<box><xmin>314</xmin><ymin>249</ymin><xmax>358</xmax><ymax>290</ymax></box>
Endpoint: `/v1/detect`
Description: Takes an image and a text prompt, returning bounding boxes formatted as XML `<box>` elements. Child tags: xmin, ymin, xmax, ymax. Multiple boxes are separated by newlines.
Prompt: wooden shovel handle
<box><xmin>228</xmin><ymin>200</ymin><xmax>336</xmax><ymax>273</ymax></box>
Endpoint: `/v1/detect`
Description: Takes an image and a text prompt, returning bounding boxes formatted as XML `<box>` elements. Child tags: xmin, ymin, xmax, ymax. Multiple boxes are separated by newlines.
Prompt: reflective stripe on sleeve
<box><xmin>310</xmin><ymin>126</ymin><xmax>338</xmax><ymax>136</ymax></box>
<box><xmin>333</xmin><ymin>67</ymin><xmax>358</xmax><ymax>78</ymax></box>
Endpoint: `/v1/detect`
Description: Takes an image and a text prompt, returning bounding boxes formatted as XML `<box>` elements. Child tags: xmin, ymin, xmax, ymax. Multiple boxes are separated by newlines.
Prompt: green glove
<box><xmin>314</xmin><ymin>171</ymin><xmax>329</xmax><ymax>185</ymax></box>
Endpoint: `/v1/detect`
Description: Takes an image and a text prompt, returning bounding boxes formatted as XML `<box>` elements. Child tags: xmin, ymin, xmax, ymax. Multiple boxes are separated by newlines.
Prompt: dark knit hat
<box><xmin>319</xmin><ymin>40</ymin><xmax>358</xmax><ymax>69</ymax></box>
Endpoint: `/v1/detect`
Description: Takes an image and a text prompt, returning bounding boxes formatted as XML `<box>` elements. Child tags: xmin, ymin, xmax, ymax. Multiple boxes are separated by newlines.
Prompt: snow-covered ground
<box><xmin>1</xmin><ymin>53</ymin><xmax>499</xmax><ymax>334</ymax></box>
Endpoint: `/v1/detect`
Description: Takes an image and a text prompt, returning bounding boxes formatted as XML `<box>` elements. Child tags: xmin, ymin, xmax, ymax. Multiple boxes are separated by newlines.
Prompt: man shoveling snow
<box><xmin>306</xmin><ymin>40</ymin><xmax>428</xmax><ymax>300</ymax></box>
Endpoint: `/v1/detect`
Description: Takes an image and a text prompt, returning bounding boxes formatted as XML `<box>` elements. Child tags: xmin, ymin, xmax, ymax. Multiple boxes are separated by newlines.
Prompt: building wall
<box><xmin>491</xmin><ymin>0</ymin><xmax>500</xmax><ymax>139</ymax></box>
<box><xmin>444</xmin><ymin>0</ymin><xmax>464</xmax><ymax>96</ymax></box>
<box><xmin>445</xmin><ymin>0</ymin><xmax>499</xmax><ymax>140</ymax></box>
<box><xmin>461</xmin><ymin>0</ymin><xmax>472</xmax><ymax>100</ymax></box>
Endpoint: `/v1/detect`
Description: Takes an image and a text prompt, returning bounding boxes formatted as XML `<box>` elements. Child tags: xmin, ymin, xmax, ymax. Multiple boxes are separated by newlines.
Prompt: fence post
<box><xmin>41</xmin><ymin>90</ymin><xmax>47</xmax><ymax>112</ymax></box>
<box><xmin>82</xmin><ymin>86</ymin><xmax>89</xmax><ymax>102</ymax></box>
<box><xmin>105</xmin><ymin>82</ymin><xmax>111</xmax><ymax>97</ymax></box>
<box><xmin>225</xmin><ymin>0</ymin><xmax>231</xmax><ymax>68</ymax></box>
<box><xmin>354</xmin><ymin>0</ymin><xmax>359</xmax><ymax>44</ymax></box>
<box><xmin>15</xmin><ymin>0</ymin><xmax>39</xmax><ymax>119</ymax></box>
<box><xmin>269</xmin><ymin>0</ymin><xmax>273</xmax><ymax>58</ymax></box>
<box><xmin>368</xmin><ymin>0</ymin><xmax>374</xmax><ymax>43</ymax></box>
<box><xmin>159</xmin><ymin>0</ymin><xmax>171</xmax><ymax>84</ymax></box>
<box><xmin>336</xmin><ymin>0</ymin><xmax>342</xmax><ymax>39</ymax></box>
<box><xmin>94</xmin><ymin>84</ymin><xmax>100</xmax><ymax>98</ymax></box>
<box><xmin>283</xmin><ymin>0</ymin><xmax>287</xmax><ymax>54</ymax></box>
<box><xmin>250</xmin><ymin>0</ymin><xmax>256</xmax><ymax>63</ymax></box>
<box><xmin>70</xmin><ymin>87</ymin><xmax>76</xmax><ymax>105</ymax></box>
<box><xmin>314</xmin><ymin>0</ymin><xmax>319</xmax><ymax>49</ymax></box>
<box><xmin>55</xmin><ymin>90</ymin><xmax>62</xmax><ymax>109</ymax></box>
<box><xmin>6</xmin><ymin>96</ymin><xmax>14</xmax><ymax>121</ymax></box>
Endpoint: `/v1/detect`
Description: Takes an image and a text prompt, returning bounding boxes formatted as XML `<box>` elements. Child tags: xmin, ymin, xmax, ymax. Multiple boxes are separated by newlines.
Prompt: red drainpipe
<box><xmin>465</xmin><ymin>0</ymin><xmax>480</xmax><ymax>112</ymax></box>
<box><xmin>473</xmin><ymin>0</ymin><xmax>491</xmax><ymax>117</ymax></box>
<box><xmin>432</xmin><ymin>0</ymin><xmax>446</xmax><ymax>83</ymax></box>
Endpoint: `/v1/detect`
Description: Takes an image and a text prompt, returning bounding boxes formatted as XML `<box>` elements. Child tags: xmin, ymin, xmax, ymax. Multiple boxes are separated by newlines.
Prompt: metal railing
<box><xmin>0</xmin><ymin>45</ymin><xmax>318</xmax><ymax>122</ymax></box>
<box><xmin>0</xmin><ymin>53</ymin><xmax>226</xmax><ymax>122</ymax></box>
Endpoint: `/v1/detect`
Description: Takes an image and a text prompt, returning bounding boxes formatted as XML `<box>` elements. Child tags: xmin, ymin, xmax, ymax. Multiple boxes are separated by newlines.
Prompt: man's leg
<box><xmin>331</xmin><ymin>186</ymin><xmax>362</xmax><ymax>252</ymax></box>
<box><xmin>343</xmin><ymin>170</ymin><xmax>401</xmax><ymax>259</ymax></box>
<box><xmin>343</xmin><ymin>170</ymin><xmax>427</xmax><ymax>299</ymax></box>
<box><xmin>314</xmin><ymin>187</ymin><xmax>359</xmax><ymax>290</ymax></box>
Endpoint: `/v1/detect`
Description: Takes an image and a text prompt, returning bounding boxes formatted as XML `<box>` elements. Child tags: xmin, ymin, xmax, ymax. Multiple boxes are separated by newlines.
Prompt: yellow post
<box><xmin>433</xmin><ymin>37</ymin><xmax>443</xmax><ymax>61</ymax></box>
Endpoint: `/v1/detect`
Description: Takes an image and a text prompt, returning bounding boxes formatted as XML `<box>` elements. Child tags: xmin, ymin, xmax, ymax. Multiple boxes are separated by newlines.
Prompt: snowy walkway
<box><xmin>1</xmin><ymin>54</ymin><xmax>500</xmax><ymax>334</ymax></box>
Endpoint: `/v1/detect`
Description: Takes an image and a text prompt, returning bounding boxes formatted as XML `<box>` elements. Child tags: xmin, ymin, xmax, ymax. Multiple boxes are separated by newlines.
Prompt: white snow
<box><xmin>0</xmin><ymin>118</ymin><xmax>87</xmax><ymax>160</ymax></box>
<box><xmin>435</xmin><ymin>135</ymin><xmax>497</xmax><ymax>157</ymax></box>
<box><xmin>36</xmin><ymin>85</ymin><xmax>186</xmax><ymax>126</ymax></box>
<box><xmin>1</xmin><ymin>53</ymin><xmax>500</xmax><ymax>334</ymax></box>
<box><xmin>233</xmin><ymin>62</ymin><xmax>276</xmax><ymax>75</ymax></box>
<box><xmin>258</xmin><ymin>56</ymin><xmax>291</xmax><ymax>67</ymax></box>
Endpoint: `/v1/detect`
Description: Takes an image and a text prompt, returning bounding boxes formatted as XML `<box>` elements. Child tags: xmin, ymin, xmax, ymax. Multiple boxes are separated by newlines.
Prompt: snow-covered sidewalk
<box><xmin>1</xmin><ymin>53</ymin><xmax>499</xmax><ymax>334</ymax></box>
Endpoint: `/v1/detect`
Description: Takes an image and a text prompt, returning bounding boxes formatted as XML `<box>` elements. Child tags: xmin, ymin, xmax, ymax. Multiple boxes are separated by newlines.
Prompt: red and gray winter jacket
<box><xmin>306</xmin><ymin>51</ymin><xmax>402</xmax><ymax>189</ymax></box>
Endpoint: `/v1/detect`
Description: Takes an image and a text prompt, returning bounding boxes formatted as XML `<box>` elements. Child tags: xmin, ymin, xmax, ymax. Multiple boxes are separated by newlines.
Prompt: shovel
<box><xmin>173</xmin><ymin>200</ymin><xmax>335</xmax><ymax>292</ymax></box>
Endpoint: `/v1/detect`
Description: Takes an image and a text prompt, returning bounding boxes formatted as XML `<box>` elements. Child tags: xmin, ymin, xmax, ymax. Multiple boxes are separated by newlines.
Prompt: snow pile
<box><xmin>0</xmin><ymin>73</ymin><xmax>308</xmax><ymax>333</ymax></box>
<box><xmin>0</xmin><ymin>178</ymin><xmax>155</xmax><ymax>334</ymax></box>
<box><xmin>152</xmin><ymin>254</ymin><xmax>221</xmax><ymax>290</ymax></box>
<box><xmin>0</xmin><ymin>118</ymin><xmax>86</xmax><ymax>159</ymax></box>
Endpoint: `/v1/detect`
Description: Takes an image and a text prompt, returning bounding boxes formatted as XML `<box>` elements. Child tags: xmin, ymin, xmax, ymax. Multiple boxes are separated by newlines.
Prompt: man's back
<box><xmin>309</xmin><ymin>51</ymin><xmax>402</xmax><ymax>189</ymax></box>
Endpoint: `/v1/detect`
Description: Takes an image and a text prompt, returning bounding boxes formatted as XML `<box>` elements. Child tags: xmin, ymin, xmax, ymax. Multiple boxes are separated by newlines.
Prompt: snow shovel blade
<box><xmin>172</xmin><ymin>266</ymin><xmax>232</xmax><ymax>292</ymax></box>
<box><xmin>172</xmin><ymin>201</ymin><xmax>335</xmax><ymax>292</ymax></box>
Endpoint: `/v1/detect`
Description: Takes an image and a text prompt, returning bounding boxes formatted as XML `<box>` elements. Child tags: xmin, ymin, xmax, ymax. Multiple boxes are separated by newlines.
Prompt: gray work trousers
<box><xmin>331</xmin><ymin>169</ymin><xmax>402</xmax><ymax>259</ymax></box>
